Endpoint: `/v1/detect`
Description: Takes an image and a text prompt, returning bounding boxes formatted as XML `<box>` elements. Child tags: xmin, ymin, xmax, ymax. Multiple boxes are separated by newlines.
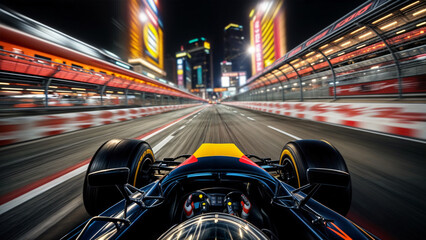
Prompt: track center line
<box><xmin>0</xmin><ymin>106</ymin><xmax>205</xmax><ymax>215</ymax></box>
<box><xmin>268</xmin><ymin>126</ymin><xmax>302</xmax><ymax>140</ymax></box>
<box><xmin>152</xmin><ymin>135</ymin><xmax>174</xmax><ymax>153</ymax></box>
<box><xmin>247</xmin><ymin>117</ymin><xmax>255</xmax><ymax>121</ymax></box>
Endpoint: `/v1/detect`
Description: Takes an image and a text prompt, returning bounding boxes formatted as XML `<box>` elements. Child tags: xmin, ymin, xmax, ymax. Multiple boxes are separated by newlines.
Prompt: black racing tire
<box><xmin>279</xmin><ymin>140</ymin><xmax>351</xmax><ymax>215</ymax></box>
<box><xmin>83</xmin><ymin>139</ymin><xmax>155</xmax><ymax>216</ymax></box>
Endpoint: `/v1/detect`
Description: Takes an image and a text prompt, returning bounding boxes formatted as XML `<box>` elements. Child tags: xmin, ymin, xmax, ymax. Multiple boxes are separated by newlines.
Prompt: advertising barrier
<box><xmin>224</xmin><ymin>101</ymin><xmax>426</xmax><ymax>139</ymax></box>
<box><xmin>0</xmin><ymin>104</ymin><xmax>201</xmax><ymax>146</ymax></box>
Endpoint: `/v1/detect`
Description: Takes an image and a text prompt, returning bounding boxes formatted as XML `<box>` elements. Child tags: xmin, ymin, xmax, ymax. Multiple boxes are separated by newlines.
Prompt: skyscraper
<box><xmin>186</xmin><ymin>38</ymin><xmax>213</xmax><ymax>98</ymax></box>
<box><xmin>175</xmin><ymin>51</ymin><xmax>192</xmax><ymax>90</ymax></box>
<box><xmin>224</xmin><ymin>23</ymin><xmax>249</xmax><ymax>75</ymax></box>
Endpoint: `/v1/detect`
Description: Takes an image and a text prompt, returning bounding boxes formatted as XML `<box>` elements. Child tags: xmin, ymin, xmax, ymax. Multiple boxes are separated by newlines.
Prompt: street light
<box><xmin>259</xmin><ymin>1</ymin><xmax>272</xmax><ymax>13</ymax></box>
<box><xmin>247</xmin><ymin>46</ymin><xmax>255</xmax><ymax>55</ymax></box>
<box><xmin>139</xmin><ymin>12</ymin><xmax>148</xmax><ymax>22</ymax></box>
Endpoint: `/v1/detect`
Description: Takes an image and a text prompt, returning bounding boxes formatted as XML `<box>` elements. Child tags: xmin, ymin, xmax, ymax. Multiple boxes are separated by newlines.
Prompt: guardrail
<box><xmin>0</xmin><ymin>49</ymin><xmax>203</xmax><ymax>109</ymax></box>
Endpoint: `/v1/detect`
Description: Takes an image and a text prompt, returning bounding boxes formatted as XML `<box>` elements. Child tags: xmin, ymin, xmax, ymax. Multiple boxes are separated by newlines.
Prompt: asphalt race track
<box><xmin>0</xmin><ymin>104</ymin><xmax>425</xmax><ymax>239</ymax></box>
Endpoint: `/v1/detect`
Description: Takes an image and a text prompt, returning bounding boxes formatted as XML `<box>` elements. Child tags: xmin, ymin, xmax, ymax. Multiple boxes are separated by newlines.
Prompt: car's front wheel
<box><xmin>83</xmin><ymin>139</ymin><xmax>155</xmax><ymax>216</ymax></box>
<box><xmin>279</xmin><ymin>140</ymin><xmax>352</xmax><ymax>215</ymax></box>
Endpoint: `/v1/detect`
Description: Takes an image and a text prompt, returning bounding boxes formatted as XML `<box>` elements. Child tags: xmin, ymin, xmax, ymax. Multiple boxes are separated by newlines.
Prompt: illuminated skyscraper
<box><xmin>224</xmin><ymin>23</ymin><xmax>249</xmax><ymax>75</ymax></box>
<box><xmin>175</xmin><ymin>51</ymin><xmax>192</xmax><ymax>90</ymax></box>
<box><xmin>185</xmin><ymin>38</ymin><xmax>213</xmax><ymax>97</ymax></box>
<box><xmin>249</xmin><ymin>0</ymin><xmax>286</xmax><ymax>75</ymax></box>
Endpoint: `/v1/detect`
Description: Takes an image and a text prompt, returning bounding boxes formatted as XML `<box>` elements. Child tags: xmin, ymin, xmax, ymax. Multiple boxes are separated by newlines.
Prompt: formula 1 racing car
<box><xmin>63</xmin><ymin>139</ymin><xmax>378</xmax><ymax>239</ymax></box>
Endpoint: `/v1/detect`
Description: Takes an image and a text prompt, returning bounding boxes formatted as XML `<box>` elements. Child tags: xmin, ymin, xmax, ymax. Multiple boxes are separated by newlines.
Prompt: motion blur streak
<box><xmin>0</xmin><ymin>105</ymin><xmax>425</xmax><ymax>239</ymax></box>
<box><xmin>0</xmin><ymin>106</ymin><xmax>204</xmax><ymax>215</ymax></box>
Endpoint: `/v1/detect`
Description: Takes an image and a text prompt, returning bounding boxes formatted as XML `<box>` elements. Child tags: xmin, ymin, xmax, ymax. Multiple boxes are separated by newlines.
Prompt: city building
<box><xmin>164</xmin><ymin>54</ymin><xmax>177</xmax><ymax>85</ymax></box>
<box><xmin>224</xmin><ymin>23</ymin><xmax>250</xmax><ymax>75</ymax></box>
<box><xmin>175</xmin><ymin>51</ymin><xmax>192</xmax><ymax>90</ymax></box>
<box><xmin>220</xmin><ymin>61</ymin><xmax>247</xmax><ymax>97</ymax></box>
<box><xmin>220</xmin><ymin>61</ymin><xmax>233</xmax><ymax>74</ymax></box>
<box><xmin>249</xmin><ymin>0</ymin><xmax>286</xmax><ymax>75</ymax></box>
<box><xmin>127</xmin><ymin>0</ymin><xmax>166</xmax><ymax>78</ymax></box>
<box><xmin>185</xmin><ymin>38</ymin><xmax>213</xmax><ymax>98</ymax></box>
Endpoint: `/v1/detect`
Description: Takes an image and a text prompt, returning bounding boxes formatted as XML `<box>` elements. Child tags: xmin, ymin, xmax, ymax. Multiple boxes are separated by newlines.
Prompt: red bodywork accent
<box><xmin>179</xmin><ymin>155</ymin><xmax>198</xmax><ymax>167</ymax></box>
<box><xmin>239</xmin><ymin>155</ymin><xmax>259</xmax><ymax>167</ymax></box>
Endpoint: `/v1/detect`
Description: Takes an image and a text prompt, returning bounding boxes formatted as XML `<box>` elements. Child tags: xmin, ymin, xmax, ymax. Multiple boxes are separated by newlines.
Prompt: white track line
<box><xmin>152</xmin><ymin>135</ymin><xmax>174</xmax><ymax>153</ymax></box>
<box><xmin>0</xmin><ymin>108</ymin><xmax>201</xmax><ymax>215</ymax></box>
<box><xmin>0</xmin><ymin>165</ymin><xmax>87</xmax><ymax>215</ymax></box>
<box><xmin>247</xmin><ymin>117</ymin><xmax>255</xmax><ymax>121</ymax></box>
<box><xmin>141</xmin><ymin>111</ymin><xmax>199</xmax><ymax>141</ymax></box>
<box><xmin>268</xmin><ymin>126</ymin><xmax>302</xmax><ymax>140</ymax></box>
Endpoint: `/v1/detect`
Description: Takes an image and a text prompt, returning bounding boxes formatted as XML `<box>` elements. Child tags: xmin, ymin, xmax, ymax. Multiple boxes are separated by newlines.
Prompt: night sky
<box><xmin>1</xmin><ymin>0</ymin><xmax>365</xmax><ymax>87</ymax></box>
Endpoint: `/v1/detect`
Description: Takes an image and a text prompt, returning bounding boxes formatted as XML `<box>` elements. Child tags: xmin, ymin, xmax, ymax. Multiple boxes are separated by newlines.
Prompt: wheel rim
<box><xmin>135</xmin><ymin>156</ymin><xmax>153</xmax><ymax>187</ymax></box>
<box><xmin>280</xmin><ymin>158</ymin><xmax>298</xmax><ymax>187</ymax></box>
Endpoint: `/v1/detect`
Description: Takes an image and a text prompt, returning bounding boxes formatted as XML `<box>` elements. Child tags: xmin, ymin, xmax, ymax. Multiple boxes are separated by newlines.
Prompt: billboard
<box><xmin>221</xmin><ymin>72</ymin><xmax>246</xmax><ymax>88</ymax></box>
<box><xmin>177</xmin><ymin>58</ymin><xmax>184</xmax><ymax>87</ymax></box>
<box><xmin>128</xmin><ymin>0</ymin><xmax>164</xmax><ymax>75</ymax></box>
<box><xmin>250</xmin><ymin>0</ymin><xmax>286</xmax><ymax>75</ymax></box>
<box><xmin>221</xmin><ymin>76</ymin><xmax>230</xmax><ymax>88</ymax></box>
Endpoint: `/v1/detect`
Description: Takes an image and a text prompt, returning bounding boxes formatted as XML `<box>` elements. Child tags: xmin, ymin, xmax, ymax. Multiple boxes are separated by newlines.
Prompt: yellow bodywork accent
<box><xmin>193</xmin><ymin>143</ymin><xmax>244</xmax><ymax>158</ymax></box>
<box><xmin>280</xmin><ymin>149</ymin><xmax>301</xmax><ymax>187</ymax></box>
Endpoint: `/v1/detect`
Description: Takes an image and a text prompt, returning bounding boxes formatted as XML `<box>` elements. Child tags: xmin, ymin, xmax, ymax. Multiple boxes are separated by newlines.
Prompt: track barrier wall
<box><xmin>224</xmin><ymin>101</ymin><xmax>426</xmax><ymax>140</ymax></box>
<box><xmin>0</xmin><ymin>104</ymin><xmax>202</xmax><ymax>146</ymax></box>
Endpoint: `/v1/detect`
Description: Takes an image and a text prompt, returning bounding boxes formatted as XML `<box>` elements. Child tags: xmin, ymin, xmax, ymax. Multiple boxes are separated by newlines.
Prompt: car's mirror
<box><xmin>307</xmin><ymin>168</ymin><xmax>350</xmax><ymax>188</ymax></box>
<box><xmin>88</xmin><ymin>167</ymin><xmax>129</xmax><ymax>187</ymax></box>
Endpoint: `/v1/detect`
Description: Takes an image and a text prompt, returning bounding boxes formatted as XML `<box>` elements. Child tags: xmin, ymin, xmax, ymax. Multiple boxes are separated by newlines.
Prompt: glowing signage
<box><xmin>334</xmin><ymin>3</ymin><xmax>373</xmax><ymax>30</ymax></box>
<box><xmin>249</xmin><ymin>9</ymin><xmax>255</xmax><ymax>18</ymax></box>
<box><xmin>204</xmin><ymin>42</ymin><xmax>211</xmax><ymax>49</ymax></box>
<box><xmin>221</xmin><ymin>76</ymin><xmax>230</xmax><ymax>87</ymax></box>
<box><xmin>189</xmin><ymin>38</ymin><xmax>199</xmax><ymax>44</ymax></box>
<box><xmin>177</xmin><ymin>57</ymin><xmax>184</xmax><ymax>87</ymax></box>
<box><xmin>143</xmin><ymin>23</ymin><xmax>159</xmax><ymax>59</ymax></box>
<box><xmin>239</xmin><ymin>75</ymin><xmax>247</xmax><ymax>86</ymax></box>
<box><xmin>128</xmin><ymin>0</ymin><xmax>164</xmax><ymax>75</ymax></box>
<box><xmin>214</xmin><ymin>88</ymin><xmax>227</xmax><ymax>92</ymax></box>
<box><xmin>249</xmin><ymin>0</ymin><xmax>286</xmax><ymax>75</ymax></box>
<box><xmin>253</xmin><ymin>17</ymin><xmax>263</xmax><ymax>73</ymax></box>
<box><xmin>197</xmin><ymin>66</ymin><xmax>203</xmax><ymax>85</ymax></box>
<box><xmin>224</xmin><ymin>23</ymin><xmax>242</xmax><ymax>30</ymax></box>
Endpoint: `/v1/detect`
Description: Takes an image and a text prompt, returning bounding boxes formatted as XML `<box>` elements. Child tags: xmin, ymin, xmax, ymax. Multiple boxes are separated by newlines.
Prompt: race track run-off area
<box><xmin>0</xmin><ymin>104</ymin><xmax>425</xmax><ymax>240</ymax></box>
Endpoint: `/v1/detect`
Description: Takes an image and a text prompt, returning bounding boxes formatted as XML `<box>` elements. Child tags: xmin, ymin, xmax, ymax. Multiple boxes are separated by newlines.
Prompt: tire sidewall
<box><xmin>279</xmin><ymin>140</ymin><xmax>352</xmax><ymax>215</ymax></box>
<box><xmin>83</xmin><ymin>139</ymin><xmax>155</xmax><ymax>216</ymax></box>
